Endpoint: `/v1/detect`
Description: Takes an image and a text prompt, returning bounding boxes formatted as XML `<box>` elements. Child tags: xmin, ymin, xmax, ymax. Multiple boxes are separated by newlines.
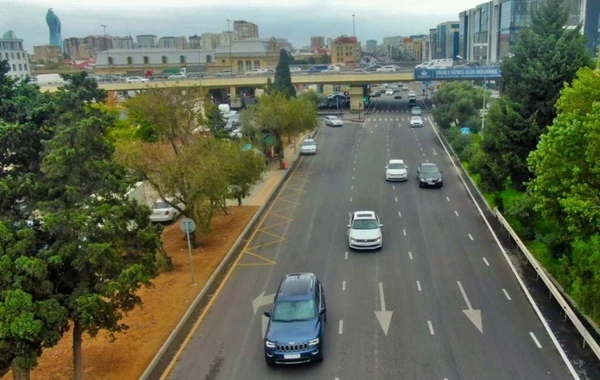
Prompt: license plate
<box><xmin>284</xmin><ymin>354</ymin><xmax>301</xmax><ymax>359</ymax></box>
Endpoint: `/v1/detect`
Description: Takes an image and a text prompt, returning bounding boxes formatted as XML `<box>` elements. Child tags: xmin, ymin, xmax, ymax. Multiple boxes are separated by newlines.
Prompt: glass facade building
<box><xmin>46</xmin><ymin>8</ymin><xmax>63</xmax><ymax>53</ymax></box>
<box><xmin>436</xmin><ymin>21</ymin><xmax>460</xmax><ymax>59</ymax></box>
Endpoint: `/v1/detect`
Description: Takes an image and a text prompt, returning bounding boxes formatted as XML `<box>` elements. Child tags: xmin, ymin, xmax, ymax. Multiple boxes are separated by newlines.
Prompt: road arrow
<box><xmin>457</xmin><ymin>281</ymin><xmax>483</xmax><ymax>333</ymax></box>
<box><xmin>375</xmin><ymin>282</ymin><xmax>393</xmax><ymax>336</ymax></box>
<box><xmin>252</xmin><ymin>291</ymin><xmax>275</xmax><ymax>315</ymax></box>
<box><xmin>432</xmin><ymin>148</ymin><xmax>438</xmax><ymax>156</ymax></box>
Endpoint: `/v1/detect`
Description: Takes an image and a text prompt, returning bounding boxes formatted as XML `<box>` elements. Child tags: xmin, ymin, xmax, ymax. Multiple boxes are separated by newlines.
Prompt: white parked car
<box><xmin>126</xmin><ymin>76</ymin><xmax>149</xmax><ymax>83</ymax></box>
<box><xmin>377</xmin><ymin>65</ymin><xmax>396</xmax><ymax>72</ymax></box>
<box><xmin>385</xmin><ymin>89</ymin><xmax>394</xmax><ymax>96</ymax></box>
<box><xmin>300</xmin><ymin>139</ymin><xmax>317</xmax><ymax>155</ymax></box>
<box><xmin>149</xmin><ymin>198</ymin><xmax>183</xmax><ymax>223</ymax></box>
<box><xmin>324</xmin><ymin>115</ymin><xmax>344</xmax><ymax>127</ymax></box>
<box><xmin>347</xmin><ymin>211</ymin><xmax>383</xmax><ymax>250</ymax></box>
<box><xmin>245</xmin><ymin>68</ymin><xmax>268</xmax><ymax>75</ymax></box>
<box><xmin>385</xmin><ymin>159</ymin><xmax>408</xmax><ymax>181</ymax></box>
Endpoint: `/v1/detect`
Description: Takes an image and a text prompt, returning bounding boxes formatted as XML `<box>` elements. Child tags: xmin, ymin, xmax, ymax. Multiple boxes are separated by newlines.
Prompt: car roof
<box><xmin>303</xmin><ymin>139</ymin><xmax>315</xmax><ymax>143</ymax></box>
<box><xmin>277</xmin><ymin>273</ymin><xmax>316</xmax><ymax>300</ymax></box>
<box><xmin>389</xmin><ymin>159</ymin><xmax>405</xmax><ymax>164</ymax></box>
<box><xmin>420</xmin><ymin>162</ymin><xmax>438</xmax><ymax>167</ymax></box>
<box><xmin>353</xmin><ymin>211</ymin><xmax>376</xmax><ymax>219</ymax></box>
<box><xmin>411</xmin><ymin>115</ymin><xmax>422</xmax><ymax>119</ymax></box>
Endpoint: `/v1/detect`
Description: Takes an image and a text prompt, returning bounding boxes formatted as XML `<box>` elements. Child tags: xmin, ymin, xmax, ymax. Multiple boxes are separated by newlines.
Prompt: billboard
<box><xmin>414</xmin><ymin>66</ymin><xmax>502</xmax><ymax>80</ymax></box>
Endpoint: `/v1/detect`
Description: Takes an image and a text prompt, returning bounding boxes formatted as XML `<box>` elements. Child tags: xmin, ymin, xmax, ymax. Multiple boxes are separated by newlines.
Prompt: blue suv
<box><xmin>264</xmin><ymin>273</ymin><xmax>326</xmax><ymax>365</ymax></box>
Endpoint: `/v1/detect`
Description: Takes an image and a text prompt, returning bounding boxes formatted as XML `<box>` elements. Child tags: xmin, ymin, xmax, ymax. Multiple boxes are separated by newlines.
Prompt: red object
<box><xmin>280</xmin><ymin>161</ymin><xmax>287</xmax><ymax>170</ymax></box>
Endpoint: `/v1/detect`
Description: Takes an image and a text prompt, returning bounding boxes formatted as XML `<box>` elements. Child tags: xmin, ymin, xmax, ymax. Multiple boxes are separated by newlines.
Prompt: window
<box><xmin>143</xmin><ymin>56</ymin><xmax>150</xmax><ymax>64</ymax></box>
<box><xmin>16</xmin><ymin>52</ymin><xmax>20</xmax><ymax>59</ymax></box>
<box><xmin>11</xmin><ymin>52</ymin><xmax>14</xmax><ymax>59</ymax></box>
<box><xmin>246</xmin><ymin>60</ymin><xmax>251</xmax><ymax>70</ymax></box>
<box><xmin>12</xmin><ymin>64</ymin><xmax>16</xmax><ymax>71</ymax></box>
<box><xmin>127</xmin><ymin>56</ymin><xmax>133</xmax><ymax>65</ymax></box>
<box><xmin>206</xmin><ymin>55</ymin><xmax>212</xmax><ymax>63</ymax></box>
<box><xmin>23</xmin><ymin>64</ymin><xmax>27</xmax><ymax>71</ymax></box>
<box><xmin>4</xmin><ymin>53</ymin><xmax>8</xmax><ymax>60</ymax></box>
<box><xmin>237</xmin><ymin>60</ymin><xmax>243</xmax><ymax>72</ymax></box>
<box><xmin>162</xmin><ymin>55</ymin><xmax>168</xmax><ymax>64</ymax></box>
<box><xmin>18</xmin><ymin>64</ymin><xmax>22</xmax><ymax>71</ymax></box>
<box><xmin>254</xmin><ymin>60</ymin><xmax>260</xmax><ymax>69</ymax></box>
<box><xmin>108</xmin><ymin>57</ymin><xmax>114</xmax><ymax>65</ymax></box>
<box><xmin>221</xmin><ymin>59</ymin><xmax>226</xmax><ymax>63</ymax></box>
<box><xmin>179</xmin><ymin>55</ymin><xmax>186</xmax><ymax>64</ymax></box>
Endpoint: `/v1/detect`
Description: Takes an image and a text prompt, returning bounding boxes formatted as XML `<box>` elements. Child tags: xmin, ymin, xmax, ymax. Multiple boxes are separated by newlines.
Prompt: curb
<box><xmin>140</xmin><ymin>150</ymin><xmax>304</xmax><ymax>380</ymax></box>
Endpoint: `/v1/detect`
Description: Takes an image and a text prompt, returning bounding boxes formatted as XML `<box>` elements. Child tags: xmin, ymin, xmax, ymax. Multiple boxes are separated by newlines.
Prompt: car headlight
<box><xmin>350</xmin><ymin>237</ymin><xmax>357</xmax><ymax>242</ymax></box>
<box><xmin>420</xmin><ymin>178</ymin><xmax>426</xmax><ymax>182</ymax></box>
<box><xmin>265</xmin><ymin>340</ymin><xmax>275</xmax><ymax>348</ymax></box>
<box><xmin>309</xmin><ymin>338</ymin><xmax>320</xmax><ymax>346</ymax></box>
<box><xmin>376</xmin><ymin>237</ymin><xmax>382</xmax><ymax>242</ymax></box>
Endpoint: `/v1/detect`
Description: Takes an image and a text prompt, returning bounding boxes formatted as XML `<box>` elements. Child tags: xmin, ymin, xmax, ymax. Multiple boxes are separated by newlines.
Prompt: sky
<box><xmin>1</xmin><ymin>0</ymin><xmax>481</xmax><ymax>51</ymax></box>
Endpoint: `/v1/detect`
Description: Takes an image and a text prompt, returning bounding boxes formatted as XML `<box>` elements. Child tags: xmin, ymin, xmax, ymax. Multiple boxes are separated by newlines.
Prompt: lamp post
<box><xmin>226</xmin><ymin>19</ymin><xmax>233</xmax><ymax>73</ymax></box>
<box><xmin>101</xmin><ymin>25</ymin><xmax>111</xmax><ymax>77</ymax></box>
<box><xmin>352</xmin><ymin>14</ymin><xmax>356</xmax><ymax>37</ymax></box>
<box><xmin>481</xmin><ymin>75</ymin><xmax>487</xmax><ymax>132</ymax></box>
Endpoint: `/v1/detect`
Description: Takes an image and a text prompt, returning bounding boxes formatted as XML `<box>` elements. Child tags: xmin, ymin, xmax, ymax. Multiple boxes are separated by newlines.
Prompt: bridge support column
<box><xmin>349</xmin><ymin>85</ymin><xmax>364</xmax><ymax>112</ymax></box>
<box><xmin>229</xmin><ymin>86</ymin><xmax>236</xmax><ymax>97</ymax></box>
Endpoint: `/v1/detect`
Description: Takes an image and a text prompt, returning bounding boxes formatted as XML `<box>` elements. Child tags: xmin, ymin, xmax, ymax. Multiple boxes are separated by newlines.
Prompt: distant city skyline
<box><xmin>1</xmin><ymin>0</ymin><xmax>478</xmax><ymax>51</ymax></box>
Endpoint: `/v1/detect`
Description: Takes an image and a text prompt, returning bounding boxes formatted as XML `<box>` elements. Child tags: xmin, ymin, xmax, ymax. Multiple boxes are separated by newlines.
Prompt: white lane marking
<box><xmin>454</xmin><ymin>210</ymin><xmax>459</xmax><ymax>216</ymax></box>
<box><xmin>423</xmin><ymin>153</ymin><xmax>426</xmax><ymax>156</ymax></box>
<box><xmin>398</xmin><ymin>211</ymin><xmax>402</xmax><ymax>217</ymax></box>
<box><xmin>342</xmin><ymin>281</ymin><xmax>346</xmax><ymax>291</ymax></box>
<box><xmin>403</xmin><ymin>229</ymin><xmax>406</xmax><ymax>236</ymax></box>
<box><xmin>420</xmin><ymin>147</ymin><xmax>423</xmax><ymax>150</ymax></box>
<box><xmin>395</xmin><ymin>197</ymin><xmax>398</xmax><ymax>202</ymax></box>
<box><xmin>502</xmin><ymin>289</ymin><xmax>512</xmax><ymax>301</ymax></box>
<box><xmin>428</xmin><ymin>321</ymin><xmax>435</xmax><ymax>335</ymax></box>
<box><xmin>352</xmin><ymin>176</ymin><xmax>354</xmax><ymax>180</ymax></box>
<box><xmin>339</xmin><ymin>320</ymin><xmax>344</xmax><ymax>335</ymax></box>
<box><xmin>529</xmin><ymin>332</ymin><xmax>542</xmax><ymax>348</ymax></box>
<box><xmin>446</xmin><ymin>197</ymin><xmax>450</xmax><ymax>202</ymax></box>
<box><xmin>353</xmin><ymin>167</ymin><xmax>355</xmax><ymax>171</ymax></box>
<box><xmin>426</xmin><ymin>159</ymin><xmax>429</xmax><ymax>163</ymax></box>
<box><xmin>468</xmin><ymin>234</ymin><xmax>474</xmax><ymax>241</ymax></box>
<box><xmin>483</xmin><ymin>257</ymin><xmax>490</xmax><ymax>266</ymax></box>
<box><xmin>417</xmin><ymin>281</ymin><xmax>422</xmax><ymax>292</ymax></box>
<box><xmin>351</xmin><ymin>185</ymin><xmax>354</xmax><ymax>190</ymax></box>
<box><xmin>409</xmin><ymin>251</ymin><xmax>413</xmax><ymax>260</ymax></box>
<box><xmin>392</xmin><ymin>185</ymin><xmax>395</xmax><ymax>189</ymax></box>
<box><xmin>428</xmin><ymin>118</ymin><xmax>578</xmax><ymax>377</ymax></box>
<box><xmin>354</xmin><ymin>160</ymin><xmax>356</xmax><ymax>164</ymax></box>
<box><xmin>350</xmin><ymin>197</ymin><xmax>352</xmax><ymax>202</ymax></box>
<box><xmin>345</xmin><ymin>251</ymin><xmax>348</xmax><ymax>259</ymax></box>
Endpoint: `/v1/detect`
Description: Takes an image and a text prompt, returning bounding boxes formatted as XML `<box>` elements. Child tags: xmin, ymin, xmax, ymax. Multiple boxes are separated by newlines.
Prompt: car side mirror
<box><xmin>320</xmin><ymin>307</ymin><xmax>327</xmax><ymax>315</ymax></box>
<box><xmin>264</xmin><ymin>311</ymin><xmax>271</xmax><ymax>318</ymax></box>
<box><xmin>379</xmin><ymin>224</ymin><xmax>384</xmax><ymax>228</ymax></box>
<box><xmin>347</xmin><ymin>224</ymin><xmax>351</xmax><ymax>228</ymax></box>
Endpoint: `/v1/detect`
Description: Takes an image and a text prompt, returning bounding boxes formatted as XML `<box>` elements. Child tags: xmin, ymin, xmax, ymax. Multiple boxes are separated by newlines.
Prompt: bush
<box><xmin>503</xmin><ymin>191</ymin><xmax>537</xmax><ymax>240</ymax></box>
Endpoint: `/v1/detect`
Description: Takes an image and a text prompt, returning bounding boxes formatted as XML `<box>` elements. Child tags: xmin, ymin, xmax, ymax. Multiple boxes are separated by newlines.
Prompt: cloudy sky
<box><xmin>2</xmin><ymin>0</ymin><xmax>480</xmax><ymax>51</ymax></box>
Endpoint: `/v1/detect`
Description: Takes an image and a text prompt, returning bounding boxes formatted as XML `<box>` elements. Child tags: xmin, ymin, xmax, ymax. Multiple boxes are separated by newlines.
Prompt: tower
<box><xmin>46</xmin><ymin>8</ymin><xmax>63</xmax><ymax>53</ymax></box>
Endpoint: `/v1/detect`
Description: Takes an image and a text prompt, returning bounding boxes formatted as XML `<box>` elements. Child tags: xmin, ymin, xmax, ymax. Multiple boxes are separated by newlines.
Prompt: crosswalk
<box><xmin>367</xmin><ymin>117</ymin><xmax>412</xmax><ymax>121</ymax></box>
<box><xmin>369</xmin><ymin>109</ymin><xmax>414</xmax><ymax>113</ymax></box>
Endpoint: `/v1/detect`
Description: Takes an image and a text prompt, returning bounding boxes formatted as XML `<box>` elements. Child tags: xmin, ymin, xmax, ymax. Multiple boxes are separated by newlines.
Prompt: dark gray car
<box><xmin>417</xmin><ymin>163</ymin><xmax>443</xmax><ymax>188</ymax></box>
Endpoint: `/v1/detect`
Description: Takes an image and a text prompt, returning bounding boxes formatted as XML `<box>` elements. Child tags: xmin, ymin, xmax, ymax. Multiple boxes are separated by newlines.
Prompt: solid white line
<box><xmin>395</xmin><ymin>197</ymin><xmax>398</xmax><ymax>202</ymax></box>
<box><xmin>446</xmin><ymin>196</ymin><xmax>450</xmax><ymax>202</ymax></box>
<box><xmin>409</xmin><ymin>251</ymin><xmax>413</xmax><ymax>260</ymax></box>
<box><xmin>342</xmin><ymin>281</ymin><xmax>346</xmax><ymax>291</ymax></box>
<box><xmin>345</xmin><ymin>251</ymin><xmax>348</xmax><ymax>260</ymax></box>
<box><xmin>454</xmin><ymin>210</ymin><xmax>459</xmax><ymax>216</ymax></box>
<box><xmin>530</xmin><ymin>332</ymin><xmax>542</xmax><ymax>348</ymax></box>
<box><xmin>483</xmin><ymin>257</ymin><xmax>490</xmax><ymax>266</ymax></box>
<box><xmin>398</xmin><ymin>211</ymin><xmax>402</xmax><ymax>217</ymax></box>
<box><xmin>403</xmin><ymin>229</ymin><xmax>406</xmax><ymax>236</ymax></box>
<box><xmin>339</xmin><ymin>320</ymin><xmax>344</xmax><ymax>335</ymax></box>
<box><xmin>428</xmin><ymin>118</ymin><xmax>578</xmax><ymax>378</ymax></box>
<box><xmin>417</xmin><ymin>281</ymin><xmax>422</xmax><ymax>291</ymax></box>
<box><xmin>502</xmin><ymin>289</ymin><xmax>512</xmax><ymax>301</ymax></box>
<box><xmin>428</xmin><ymin>321</ymin><xmax>435</xmax><ymax>335</ymax></box>
<box><xmin>468</xmin><ymin>234</ymin><xmax>474</xmax><ymax>241</ymax></box>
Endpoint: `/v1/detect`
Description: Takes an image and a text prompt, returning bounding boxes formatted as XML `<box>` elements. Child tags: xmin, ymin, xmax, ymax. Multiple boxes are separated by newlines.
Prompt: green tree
<box><xmin>432</xmin><ymin>81</ymin><xmax>485</xmax><ymax>130</ymax></box>
<box><xmin>228</xmin><ymin>146</ymin><xmax>266</xmax><ymax>206</ymax></box>
<box><xmin>272</xmin><ymin>49</ymin><xmax>296</xmax><ymax>98</ymax></box>
<box><xmin>203</xmin><ymin>100</ymin><xmax>228</xmax><ymax>139</ymax></box>
<box><xmin>480</xmin><ymin>0</ymin><xmax>592</xmax><ymax>189</ymax></box>
<box><xmin>565</xmin><ymin>235</ymin><xmax>600</xmax><ymax>320</ymax></box>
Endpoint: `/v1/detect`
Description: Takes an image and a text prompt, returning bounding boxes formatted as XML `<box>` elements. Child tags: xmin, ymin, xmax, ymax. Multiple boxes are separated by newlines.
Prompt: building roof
<box><xmin>2</xmin><ymin>30</ymin><xmax>17</xmax><ymax>39</ymax></box>
<box><xmin>97</xmin><ymin>48</ymin><xmax>216</xmax><ymax>55</ymax></box>
<box><xmin>333</xmin><ymin>36</ymin><xmax>358</xmax><ymax>44</ymax></box>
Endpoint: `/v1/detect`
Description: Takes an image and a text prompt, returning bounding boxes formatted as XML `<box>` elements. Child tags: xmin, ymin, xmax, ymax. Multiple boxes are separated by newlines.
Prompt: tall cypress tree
<box><xmin>272</xmin><ymin>49</ymin><xmax>296</xmax><ymax>99</ymax></box>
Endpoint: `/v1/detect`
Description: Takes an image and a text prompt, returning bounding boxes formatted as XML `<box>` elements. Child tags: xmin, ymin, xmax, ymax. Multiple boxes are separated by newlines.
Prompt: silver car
<box><xmin>324</xmin><ymin>116</ymin><xmax>344</xmax><ymax>127</ymax></box>
<box><xmin>410</xmin><ymin>116</ymin><xmax>423</xmax><ymax>128</ymax></box>
<box><xmin>347</xmin><ymin>211</ymin><xmax>383</xmax><ymax>250</ymax></box>
<box><xmin>300</xmin><ymin>139</ymin><xmax>317</xmax><ymax>155</ymax></box>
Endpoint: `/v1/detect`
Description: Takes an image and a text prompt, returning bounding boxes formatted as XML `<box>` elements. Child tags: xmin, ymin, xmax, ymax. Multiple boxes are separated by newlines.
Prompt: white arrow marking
<box><xmin>252</xmin><ymin>291</ymin><xmax>275</xmax><ymax>315</ymax></box>
<box><xmin>262</xmin><ymin>315</ymin><xmax>269</xmax><ymax>339</ymax></box>
<box><xmin>375</xmin><ymin>282</ymin><xmax>393</xmax><ymax>335</ymax></box>
<box><xmin>433</xmin><ymin>148</ymin><xmax>438</xmax><ymax>156</ymax></box>
<box><xmin>457</xmin><ymin>281</ymin><xmax>483</xmax><ymax>333</ymax></box>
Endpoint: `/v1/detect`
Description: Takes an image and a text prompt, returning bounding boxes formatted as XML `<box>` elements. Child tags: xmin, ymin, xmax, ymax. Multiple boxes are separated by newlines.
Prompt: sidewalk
<box><xmin>227</xmin><ymin>133</ymin><xmax>309</xmax><ymax>207</ymax></box>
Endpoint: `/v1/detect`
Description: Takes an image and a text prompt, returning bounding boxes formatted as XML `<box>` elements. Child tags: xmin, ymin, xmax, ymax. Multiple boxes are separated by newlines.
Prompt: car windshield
<box><xmin>154</xmin><ymin>201</ymin><xmax>170</xmax><ymax>209</ymax></box>
<box><xmin>302</xmin><ymin>141</ymin><xmax>315</xmax><ymax>146</ymax></box>
<box><xmin>272</xmin><ymin>300</ymin><xmax>316</xmax><ymax>322</ymax></box>
<box><xmin>388</xmin><ymin>163</ymin><xmax>405</xmax><ymax>170</ymax></box>
<box><xmin>352</xmin><ymin>218</ymin><xmax>379</xmax><ymax>229</ymax></box>
<box><xmin>421</xmin><ymin>166</ymin><xmax>439</xmax><ymax>174</ymax></box>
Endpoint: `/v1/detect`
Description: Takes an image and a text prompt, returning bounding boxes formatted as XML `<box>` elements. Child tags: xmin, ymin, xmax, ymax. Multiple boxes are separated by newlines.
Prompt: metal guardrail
<box><xmin>493</xmin><ymin>208</ymin><xmax>600</xmax><ymax>359</ymax></box>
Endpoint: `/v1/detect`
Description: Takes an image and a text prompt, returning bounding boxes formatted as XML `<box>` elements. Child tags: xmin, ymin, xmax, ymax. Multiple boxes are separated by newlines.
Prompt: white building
<box><xmin>94</xmin><ymin>48</ymin><xmax>216</xmax><ymax>70</ymax></box>
<box><xmin>158</xmin><ymin>36</ymin><xmax>187</xmax><ymax>49</ymax></box>
<box><xmin>136</xmin><ymin>35</ymin><xmax>158</xmax><ymax>48</ymax></box>
<box><xmin>233</xmin><ymin>20</ymin><xmax>259</xmax><ymax>40</ymax></box>
<box><xmin>201</xmin><ymin>33</ymin><xmax>220</xmax><ymax>50</ymax></box>
<box><xmin>1</xmin><ymin>30</ymin><xmax>30</xmax><ymax>79</ymax></box>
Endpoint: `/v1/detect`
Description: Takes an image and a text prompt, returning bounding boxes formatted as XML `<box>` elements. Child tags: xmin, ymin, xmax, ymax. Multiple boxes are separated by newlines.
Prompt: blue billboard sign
<box><xmin>414</xmin><ymin>66</ymin><xmax>502</xmax><ymax>80</ymax></box>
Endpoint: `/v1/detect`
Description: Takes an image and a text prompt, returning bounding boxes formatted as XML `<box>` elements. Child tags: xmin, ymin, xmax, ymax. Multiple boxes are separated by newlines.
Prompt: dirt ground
<box><xmin>9</xmin><ymin>206</ymin><xmax>258</xmax><ymax>380</ymax></box>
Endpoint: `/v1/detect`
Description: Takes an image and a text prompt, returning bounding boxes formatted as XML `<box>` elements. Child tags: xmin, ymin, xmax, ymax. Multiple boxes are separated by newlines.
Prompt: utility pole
<box><xmin>101</xmin><ymin>25</ymin><xmax>111</xmax><ymax>77</ymax></box>
<box><xmin>352</xmin><ymin>14</ymin><xmax>356</xmax><ymax>37</ymax></box>
<box><xmin>481</xmin><ymin>75</ymin><xmax>487</xmax><ymax>133</ymax></box>
<box><xmin>226</xmin><ymin>19</ymin><xmax>233</xmax><ymax>73</ymax></box>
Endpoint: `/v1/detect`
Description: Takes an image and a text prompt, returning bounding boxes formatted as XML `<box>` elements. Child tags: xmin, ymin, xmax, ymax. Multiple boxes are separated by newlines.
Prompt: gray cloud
<box><xmin>2</xmin><ymin>2</ymin><xmax>461</xmax><ymax>51</ymax></box>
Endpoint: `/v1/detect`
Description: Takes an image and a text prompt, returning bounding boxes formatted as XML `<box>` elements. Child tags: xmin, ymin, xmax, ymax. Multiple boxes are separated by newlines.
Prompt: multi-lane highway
<box><xmin>165</xmin><ymin>87</ymin><xmax>575</xmax><ymax>380</ymax></box>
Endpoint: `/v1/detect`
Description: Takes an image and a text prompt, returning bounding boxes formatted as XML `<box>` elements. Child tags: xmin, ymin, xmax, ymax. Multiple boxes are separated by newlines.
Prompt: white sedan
<box><xmin>324</xmin><ymin>115</ymin><xmax>344</xmax><ymax>127</ymax></box>
<box><xmin>385</xmin><ymin>159</ymin><xmax>408</xmax><ymax>181</ymax></box>
<box><xmin>126</xmin><ymin>76</ymin><xmax>149</xmax><ymax>83</ymax></box>
<box><xmin>245</xmin><ymin>68</ymin><xmax>268</xmax><ymax>75</ymax></box>
<box><xmin>377</xmin><ymin>65</ymin><xmax>397</xmax><ymax>72</ymax></box>
<box><xmin>347</xmin><ymin>211</ymin><xmax>383</xmax><ymax>250</ymax></box>
<box><xmin>167</xmin><ymin>73</ymin><xmax>187</xmax><ymax>80</ymax></box>
<box><xmin>300</xmin><ymin>139</ymin><xmax>317</xmax><ymax>155</ymax></box>
<box><xmin>149</xmin><ymin>199</ymin><xmax>183</xmax><ymax>223</ymax></box>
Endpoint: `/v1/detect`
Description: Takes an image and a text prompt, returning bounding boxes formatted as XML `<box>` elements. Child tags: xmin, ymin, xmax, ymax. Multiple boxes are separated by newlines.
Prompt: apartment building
<box><xmin>1</xmin><ymin>30</ymin><xmax>30</xmax><ymax>79</ymax></box>
<box><xmin>311</xmin><ymin>36</ymin><xmax>325</xmax><ymax>49</ymax></box>
<box><xmin>331</xmin><ymin>36</ymin><xmax>359</xmax><ymax>65</ymax></box>
<box><xmin>233</xmin><ymin>20</ymin><xmax>259</xmax><ymax>40</ymax></box>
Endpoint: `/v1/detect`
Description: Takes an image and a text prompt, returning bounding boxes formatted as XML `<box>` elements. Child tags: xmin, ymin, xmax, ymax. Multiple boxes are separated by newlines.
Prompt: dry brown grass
<box><xmin>4</xmin><ymin>206</ymin><xmax>258</xmax><ymax>380</ymax></box>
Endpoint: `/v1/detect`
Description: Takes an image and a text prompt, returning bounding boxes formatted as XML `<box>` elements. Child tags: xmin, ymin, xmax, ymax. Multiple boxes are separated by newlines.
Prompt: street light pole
<box><xmin>352</xmin><ymin>14</ymin><xmax>356</xmax><ymax>37</ymax></box>
<box><xmin>481</xmin><ymin>75</ymin><xmax>487</xmax><ymax>132</ymax></box>
<box><xmin>226</xmin><ymin>19</ymin><xmax>233</xmax><ymax>73</ymax></box>
<box><xmin>101</xmin><ymin>25</ymin><xmax>110</xmax><ymax>77</ymax></box>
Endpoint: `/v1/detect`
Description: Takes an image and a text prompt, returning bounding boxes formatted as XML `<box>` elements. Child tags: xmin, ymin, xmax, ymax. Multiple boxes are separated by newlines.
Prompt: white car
<box><xmin>385</xmin><ymin>89</ymin><xmax>394</xmax><ymax>96</ymax></box>
<box><xmin>324</xmin><ymin>115</ymin><xmax>343</xmax><ymax>127</ymax></box>
<box><xmin>410</xmin><ymin>116</ymin><xmax>423</xmax><ymax>128</ymax></box>
<box><xmin>289</xmin><ymin>67</ymin><xmax>302</xmax><ymax>72</ymax></box>
<box><xmin>126</xmin><ymin>76</ymin><xmax>149</xmax><ymax>83</ymax></box>
<box><xmin>402</xmin><ymin>85</ymin><xmax>409</xmax><ymax>91</ymax></box>
<box><xmin>149</xmin><ymin>199</ymin><xmax>183</xmax><ymax>223</ymax></box>
<box><xmin>245</xmin><ymin>68</ymin><xmax>268</xmax><ymax>75</ymax></box>
<box><xmin>347</xmin><ymin>211</ymin><xmax>383</xmax><ymax>250</ymax></box>
<box><xmin>300</xmin><ymin>139</ymin><xmax>317</xmax><ymax>155</ymax></box>
<box><xmin>385</xmin><ymin>159</ymin><xmax>408</xmax><ymax>181</ymax></box>
<box><xmin>377</xmin><ymin>65</ymin><xmax>396</xmax><ymax>72</ymax></box>
<box><xmin>167</xmin><ymin>73</ymin><xmax>187</xmax><ymax>80</ymax></box>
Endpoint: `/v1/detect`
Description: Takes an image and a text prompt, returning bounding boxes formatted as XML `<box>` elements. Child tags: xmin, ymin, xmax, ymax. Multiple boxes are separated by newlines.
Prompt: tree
<box><xmin>272</xmin><ymin>49</ymin><xmax>296</xmax><ymax>99</ymax></box>
<box><xmin>228</xmin><ymin>147</ymin><xmax>266</xmax><ymax>206</ymax></box>
<box><xmin>203</xmin><ymin>99</ymin><xmax>228</xmax><ymax>139</ymax></box>
<box><xmin>432</xmin><ymin>81</ymin><xmax>485</xmax><ymax>130</ymax></box>
<box><xmin>480</xmin><ymin>0</ymin><xmax>592</xmax><ymax>189</ymax></box>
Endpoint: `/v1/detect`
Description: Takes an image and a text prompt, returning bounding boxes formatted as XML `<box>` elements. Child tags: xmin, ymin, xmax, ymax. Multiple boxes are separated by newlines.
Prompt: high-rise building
<box><xmin>326</xmin><ymin>37</ymin><xmax>334</xmax><ymax>47</ymax></box>
<box><xmin>233</xmin><ymin>20</ymin><xmax>259</xmax><ymax>40</ymax></box>
<box><xmin>436</xmin><ymin>21</ymin><xmax>460</xmax><ymax>59</ymax></box>
<box><xmin>189</xmin><ymin>35</ymin><xmax>202</xmax><ymax>49</ymax></box>
<box><xmin>311</xmin><ymin>36</ymin><xmax>325</xmax><ymax>49</ymax></box>
<box><xmin>46</xmin><ymin>8</ymin><xmax>63</xmax><ymax>53</ymax></box>
<box><xmin>573</xmin><ymin>0</ymin><xmax>599</xmax><ymax>55</ymax></box>
<box><xmin>428</xmin><ymin>29</ymin><xmax>438</xmax><ymax>60</ymax></box>
<box><xmin>219</xmin><ymin>31</ymin><xmax>235</xmax><ymax>47</ymax></box>
<box><xmin>331</xmin><ymin>36</ymin><xmax>359</xmax><ymax>65</ymax></box>
<box><xmin>382</xmin><ymin>35</ymin><xmax>404</xmax><ymax>48</ymax></box>
<box><xmin>158</xmin><ymin>36</ymin><xmax>187</xmax><ymax>49</ymax></box>
<box><xmin>136</xmin><ymin>35</ymin><xmax>158</xmax><ymax>48</ymax></box>
<box><xmin>1</xmin><ymin>30</ymin><xmax>31</xmax><ymax>79</ymax></box>
<box><xmin>366</xmin><ymin>39</ymin><xmax>377</xmax><ymax>52</ymax></box>
<box><xmin>201</xmin><ymin>33</ymin><xmax>220</xmax><ymax>50</ymax></box>
<box><xmin>63</xmin><ymin>37</ymin><xmax>90</xmax><ymax>60</ymax></box>
<box><xmin>420</xmin><ymin>36</ymin><xmax>430</xmax><ymax>61</ymax></box>
<box><xmin>112</xmin><ymin>36</ymin><xmax>134</xmax><ymax>49</ymax></box>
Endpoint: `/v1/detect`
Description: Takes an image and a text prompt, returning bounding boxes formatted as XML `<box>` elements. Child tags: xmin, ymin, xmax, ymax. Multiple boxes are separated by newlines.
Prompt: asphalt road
<box><xmin>166</xmin><ymin>87</ymin><xmax>575</xmax><ymax>380</ymax></box>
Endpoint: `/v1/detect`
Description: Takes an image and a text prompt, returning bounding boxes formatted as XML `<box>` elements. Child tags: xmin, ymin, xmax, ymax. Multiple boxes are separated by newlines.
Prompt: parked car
<box><xmin>347</xmin><ymin>211</ymin><xmax>383</xmax><ymax>250</ymax></box>
<box><xmin>417</xmin><ymin>163</ymin><xmax>444</xmax><ymax>188</ymax></box>
<box><xmin>324</xmin><ymin>115</ymin><xmax>344</xmax><ymax>127</ymax></box>
<box><xmin>264</xmin><ymin>273</ymin><xmax>326</xmax><ymax>365</ymax></box>
<box><xmin>149</xmin><ymin>198</ymin><xmax>183</xmax><ymax>223</ymax></box>
<box><xmin>300</xmin><ymin>139</ymin><xmax>317</xmax><ymax>155</ymax></box>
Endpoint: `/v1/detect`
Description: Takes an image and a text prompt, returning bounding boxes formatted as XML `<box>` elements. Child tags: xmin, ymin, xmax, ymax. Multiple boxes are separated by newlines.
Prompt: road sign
<box><xmin>180</xmin><ymin>218</ymin><xmax>196</xmax><ymax>233</ymax></box>
<box><xmin>414</xmin><ymin>66</ymin><xmax>502</xmax><ymax>80</ymax></box>
<box><xmin>460</xmin><ymin>127</ymin><xmax>471</xmax><ymax>135</ymax></box>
